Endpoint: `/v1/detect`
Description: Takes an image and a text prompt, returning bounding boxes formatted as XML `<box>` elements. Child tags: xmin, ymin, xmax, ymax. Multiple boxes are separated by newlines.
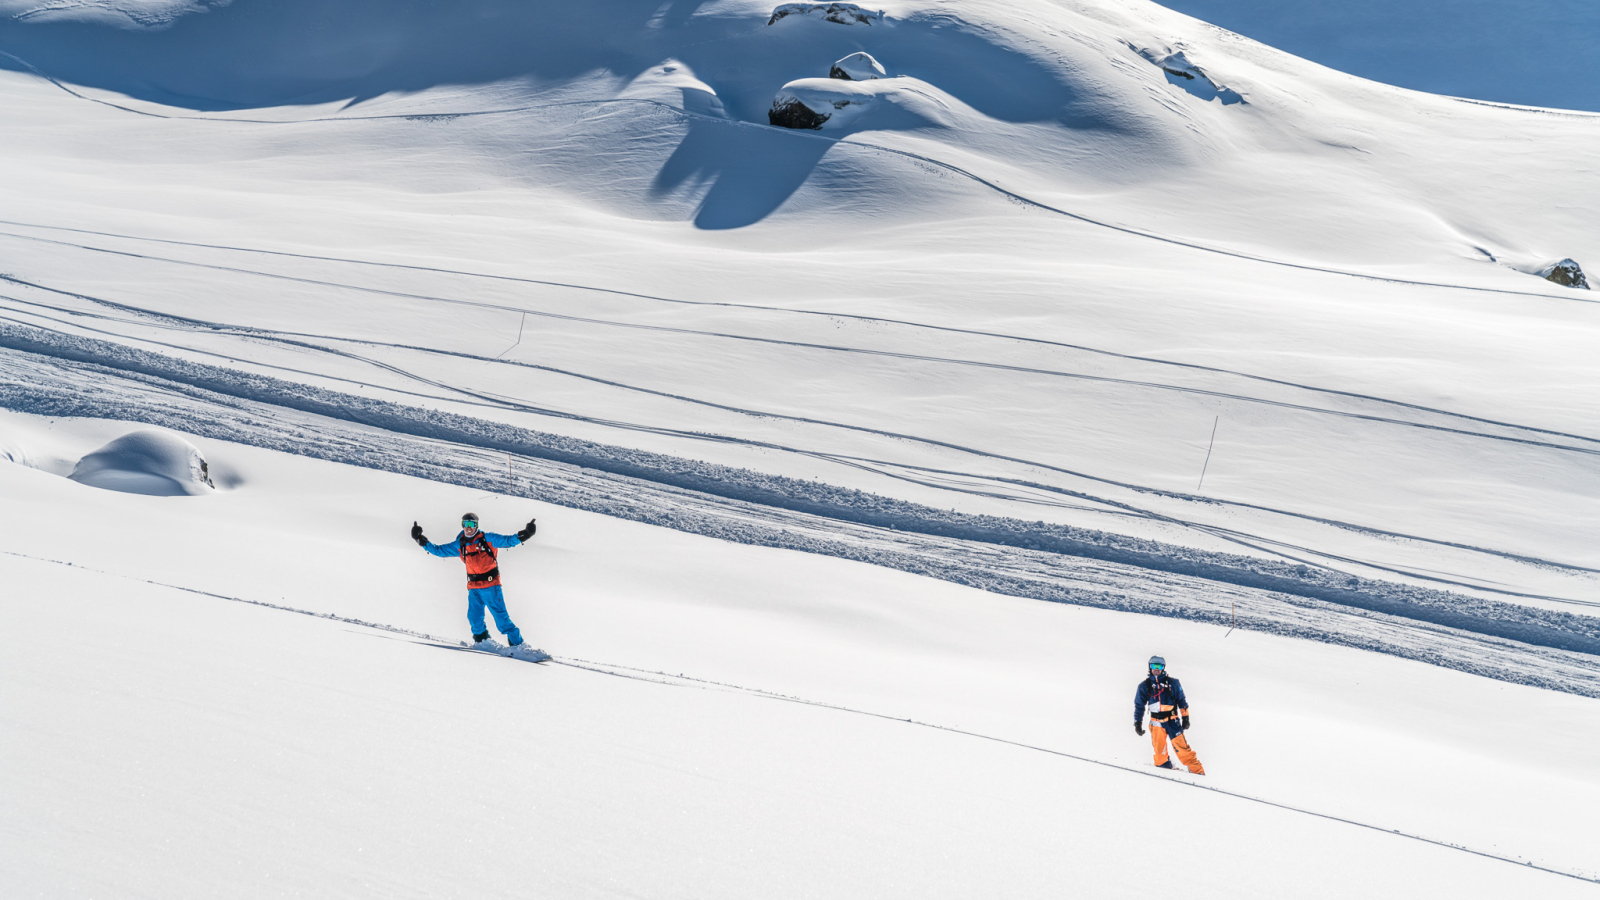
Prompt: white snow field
<box><xmin>5</xmin><ymin>413</ymin><xmax>1599</xmax><ymax>898</ymax></box>
<box><xmin>1</xmin><ymin>0</ymin><xmax>1597</xmax><ymax>896</ymax></box>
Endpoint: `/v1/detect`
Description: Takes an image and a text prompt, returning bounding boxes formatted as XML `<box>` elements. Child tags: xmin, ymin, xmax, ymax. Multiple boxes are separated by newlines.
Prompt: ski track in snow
<box><xmin>3</xmin><ymin>239</ymin><xmax>1597</xmax><ymax>460</ymax></box>
<box><xmin>3</xmin><ymin>288</ymin><xmax>1596</xmax><ymax>600</ymax></box>
<box><xmin>3</xmin><ymin>325</ymin><xmax>1599</xmax><ymax>699</ymax></box>
<box><xmin>3</xmin><ymin>542</ymin><xmax>1595</xmax><ymax>888</ymax></box>
<box><xmin>3</xmin><ymin>250</ymin><xmax>1598</xmax><ymax>597</ymax></box>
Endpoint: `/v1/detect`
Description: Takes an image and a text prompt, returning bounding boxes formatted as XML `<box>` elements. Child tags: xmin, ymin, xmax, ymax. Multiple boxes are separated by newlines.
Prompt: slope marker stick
<box><xmin>494</xmin><ymin>312</ymin><xmax>527</xmax><ymax>359</ymax></box>
<box><xmin>1197</xmin><ymin>416</ymin><xmax>1220</xmax><ymax>490</ymax></box>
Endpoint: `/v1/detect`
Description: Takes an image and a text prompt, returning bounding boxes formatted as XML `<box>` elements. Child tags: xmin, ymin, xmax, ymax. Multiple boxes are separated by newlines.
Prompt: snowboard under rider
<box><xmin>1134</xmin><ymin>655</ymin><xmax>1206</xmax><ymax>775</ymax></box>
<box><xmin>411</xmin><ymin>512</ymin><xmax>537</xmax><ymax>647</ymax></box>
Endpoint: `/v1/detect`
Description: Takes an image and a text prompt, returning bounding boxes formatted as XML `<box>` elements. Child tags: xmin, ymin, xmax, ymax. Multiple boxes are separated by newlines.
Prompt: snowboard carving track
<box><xmin>2</xmin><ymin>544</ymin><xmax>1594</xmax><ymax>887</ymax></box>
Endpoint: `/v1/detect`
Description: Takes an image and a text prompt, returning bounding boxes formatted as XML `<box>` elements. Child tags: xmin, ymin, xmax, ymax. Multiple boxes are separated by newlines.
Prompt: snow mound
<box><xmin>769</xmin><ymin>77</ymin><xmax>879</xmax><ymax>129</ymax></box>
<box><xmin>767</xmin><ymin>3</ymin><xmax>882</xmax><ymax>27</ymax></box>
<box><xmin>767</xmin><ymin>76</ymin><xmax>952</xmax><ymax>131</ymax></box>
<box><xmin>618</xmin><ymin>60</ymin><xmax>727</xmax><ymax>118</ymax></box>
<box><xmin>830</xmin><ymin>51</ymin><xmax>886</xmax><ymax>81</ymax></box>
<box><xmin>68</xmin><ymin>429</ymin><xmax>216</xmax><ymax>496</ymax></box>
<box><xmin>1540</xmin><ymin>258</ymin><xmax>1589</xmax><ymax>289</ymax></box>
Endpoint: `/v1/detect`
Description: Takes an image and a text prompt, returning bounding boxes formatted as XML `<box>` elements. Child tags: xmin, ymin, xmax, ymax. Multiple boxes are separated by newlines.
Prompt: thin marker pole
<box><xmin>1197</xmin><ymin>416</ymin><xmax>1220</xmax><ymax>491</ymax></box>
<box><xmin>495</xmin><ymin>312</ymin><xmax>527</xmax><ymax>359</ymax></box>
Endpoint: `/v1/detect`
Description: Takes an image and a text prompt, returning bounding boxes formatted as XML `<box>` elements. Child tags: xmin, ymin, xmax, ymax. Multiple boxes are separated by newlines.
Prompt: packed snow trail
<box><xmin>1</xmin><ymin>542</ymin><xmax>1593</xmax><ymax>887</ymax></box>
<box><xmin>2</xmin><ymin>330</ymin><xmax>1597</xmax><ymax>697</ymax></box>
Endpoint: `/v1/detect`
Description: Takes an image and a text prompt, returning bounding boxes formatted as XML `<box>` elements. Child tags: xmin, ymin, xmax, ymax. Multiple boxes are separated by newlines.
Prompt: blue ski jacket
<box><xmin>424</xmin><ymin>530</ymin><xmax>523</xmax><ymax>588</ymax></box>
<box><xmin>423</xmin><ymin>530</ymin><xmax>523</xmax><ymax>558</ymax></box>
<box><xmin>1134</xmin><ymin>673</ymin><xmax>1190</xmax><ymax>725</ymax></box>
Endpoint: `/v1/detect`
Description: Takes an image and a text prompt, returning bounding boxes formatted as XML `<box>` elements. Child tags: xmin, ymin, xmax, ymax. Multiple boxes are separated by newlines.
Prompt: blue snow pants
<box><xmin>467</xmin><ymin>585</ymin><xmax>522</xmax><ymax>646</ymax></box>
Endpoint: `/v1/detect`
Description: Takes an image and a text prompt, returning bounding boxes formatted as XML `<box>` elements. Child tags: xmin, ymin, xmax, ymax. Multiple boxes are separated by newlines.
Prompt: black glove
<box><xmin>1134</xmin><ymin>720</ymin><xmax>1144</xmax><ymax>736</ymax></box>
<box><xmin>516</xmin><ymin>518</ymin><xmax>537</xmax><ymax>542</ymax></box>
<box><xmin>411</xmin><ymin>521</ymin><xmax>428</xmax><ymax>548</ymax></box>
<box><xmin>1181</xmin><ymin>715</ymin><xmax>1191</xmax><ymax>731</ymax></box>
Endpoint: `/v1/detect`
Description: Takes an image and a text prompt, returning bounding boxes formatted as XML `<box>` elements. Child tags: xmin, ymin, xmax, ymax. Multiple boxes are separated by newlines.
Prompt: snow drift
<box><xmin>68</xmin><ymin>429</ymin><xmax>216</xmax><ymax>496</ymax></box>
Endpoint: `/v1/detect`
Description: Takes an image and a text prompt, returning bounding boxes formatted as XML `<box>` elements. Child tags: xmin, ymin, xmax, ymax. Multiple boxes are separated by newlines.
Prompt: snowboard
<box><xmin>469</xmin><ymin>639</ymin><xmax>551</xmax><ymax>663</ymax></box>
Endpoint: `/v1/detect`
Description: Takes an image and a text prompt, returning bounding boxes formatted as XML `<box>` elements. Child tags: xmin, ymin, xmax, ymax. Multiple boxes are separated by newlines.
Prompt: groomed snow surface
<box><xmin>1</xmin><ymin>0</ymin><xmax>1598</xmax><ymax>896</ymax></box>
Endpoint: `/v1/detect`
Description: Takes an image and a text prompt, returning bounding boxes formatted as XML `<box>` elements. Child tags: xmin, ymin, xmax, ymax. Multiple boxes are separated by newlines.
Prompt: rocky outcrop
<box><xmin>1541</xmin><ymin>258</ymin><xmax>1589</xmax><ymax>289</ymax></box>
<box><xmin>769</xmin><ymin>95</ymin><xmax>832</xmax><ymax>129</ymax></box>
<box><xmin>829</xmin><ymin>51</ymin><xmax>886</xmax><ymax>81</ymax></box>
<box><xmin>768</xmin><ymin>3</ymin><xmax>882</xmax><ymax>26</ymax></box>
<box><xmin>1135</xmin><ymin>46</ymin><xmax>1243</xmax><ymax>105</ymax></box>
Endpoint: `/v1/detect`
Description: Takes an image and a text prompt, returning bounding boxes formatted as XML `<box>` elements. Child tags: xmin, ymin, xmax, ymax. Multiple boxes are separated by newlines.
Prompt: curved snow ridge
<box><xmin>0</xmin><ymin>44</ymin><xmax>1593</xmax><ymax>302</ymax></box>
<box><xmin>3</xmin><ymin>326</ymin><xmax>1600</xmax><ymax>701</ymax></box>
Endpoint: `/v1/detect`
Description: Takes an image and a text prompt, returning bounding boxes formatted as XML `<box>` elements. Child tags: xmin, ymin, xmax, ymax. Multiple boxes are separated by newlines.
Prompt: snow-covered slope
<box><xmin>1</xmin><ymin>0</ymin><xmax>1595</xmax><ymax>605</ymax></box>
<box><xmin>4</xmin><ymin>412</ymin><xmax>1597</xmax><ymax>897</ymax></box>
<box><xmin>1</xmin><ymin>0</ymin><xmax>1598</xmax><ymax>893</ymax></box>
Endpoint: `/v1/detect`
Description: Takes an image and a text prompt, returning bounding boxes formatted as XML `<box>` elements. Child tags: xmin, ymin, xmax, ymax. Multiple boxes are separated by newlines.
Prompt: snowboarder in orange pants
<box><xmin>1134</xmin><ymin>655</ymin><xmax>1205</xmax><ymax>774</ymax></box>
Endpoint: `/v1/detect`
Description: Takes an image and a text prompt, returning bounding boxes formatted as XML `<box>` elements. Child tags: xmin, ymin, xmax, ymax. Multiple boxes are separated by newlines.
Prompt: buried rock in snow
<box><xmin>830</xmin><ymin>51</ymin><xmax>886</xmax><ymax>81</ymax></box>
<box><xmin>768</xmin><ymin>79</ymin><xmax>878</xmax><ymax>129</ymax></box>
<box><xmin>68</xmin><ymin>429</ymin><xmax>216</xmax><ymax>496</ymax></box>
<box><xmin>1541</xmin><ymin>258</ymin><xmax>1589</xmax><ymax>289</ymax></box>
<box><xmin>769</xmin><ymin>95</ymin><xmax>832</xmax><ymax>129</ymax></box>
<box><xmin>768</xmin><ymin>3</ymin><xmax>882</xmax><ymax>26</ymax></box>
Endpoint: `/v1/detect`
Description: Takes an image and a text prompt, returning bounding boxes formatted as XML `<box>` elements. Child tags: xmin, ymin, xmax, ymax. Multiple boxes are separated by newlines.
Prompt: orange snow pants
<box><xmin>1151</xmin><ymin>724</ymin><xmax>1206</xmax><ymax>775</ymax></box>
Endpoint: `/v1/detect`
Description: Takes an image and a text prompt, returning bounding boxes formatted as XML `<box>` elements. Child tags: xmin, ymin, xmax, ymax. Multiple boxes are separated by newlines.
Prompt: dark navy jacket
<box><xmin>1134</xmin><ymin>673</ymin><xmax>1190</xmax><ymax>725</ymax></box>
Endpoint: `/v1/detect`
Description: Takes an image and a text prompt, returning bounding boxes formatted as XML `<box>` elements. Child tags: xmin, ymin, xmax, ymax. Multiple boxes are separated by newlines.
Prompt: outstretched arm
<box><xmin>479</xmin><ymin>520</ymin><xmax>536</xmax><ymax>549</ymax></box>
<box><xmin>423</xmin><ymin>538</ymin><xmax>463</xmax><ymax>557</ymax></box>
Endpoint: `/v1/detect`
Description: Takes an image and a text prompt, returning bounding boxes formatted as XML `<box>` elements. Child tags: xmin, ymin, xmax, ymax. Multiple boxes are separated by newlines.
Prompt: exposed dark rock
<box><xmin>768</xmin><ymin>3</ymin><xmax>882</xmax><ymax>26</ymax></box>
<box><xmin>1134</xmin><ymin>46</ymin><xmax>1244</xmax><ymax>105</ymax></box>
<box><xmin>769</xmin><ymin>97</ymin><xmax>830</xmax><ymax>129</ymax></box>
<box><xmin>1542</xmin><ymin>258</ymin><xmax>1589</xmax><ymax>289</ymax></box>
<box><xmin>830</xmin><ymin>51</ymin><xmax>886</xmax><ymax>81</ymax></box>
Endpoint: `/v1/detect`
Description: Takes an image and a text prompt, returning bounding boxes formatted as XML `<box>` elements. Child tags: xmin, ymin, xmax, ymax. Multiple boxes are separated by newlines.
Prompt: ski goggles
<box><xmin>1149</xmin><ymin>662</ymin><xmax>1165</xmax><ymax>671</ymax></box>
<box><xmin>462</xmin><ymin>519</ymin><xmax>479</xmax><ymax>528</ymax></box>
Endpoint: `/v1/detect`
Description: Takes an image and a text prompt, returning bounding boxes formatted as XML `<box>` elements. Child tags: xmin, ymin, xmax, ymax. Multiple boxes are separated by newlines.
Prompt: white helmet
<box><xmin>1148</xmin><ymin>655</ymin><xmax>1166</xmax><ymax>671</ymax></box>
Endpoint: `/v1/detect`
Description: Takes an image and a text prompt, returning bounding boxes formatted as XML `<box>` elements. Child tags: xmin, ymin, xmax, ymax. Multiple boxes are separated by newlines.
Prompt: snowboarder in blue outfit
<box><xmin>411</xmin><ymin>512</ymin><xmax>537</xmax><ymax>647</ymax></box>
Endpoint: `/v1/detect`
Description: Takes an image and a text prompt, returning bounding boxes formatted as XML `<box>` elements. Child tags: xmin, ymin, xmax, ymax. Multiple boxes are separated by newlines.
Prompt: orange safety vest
<box><xmin>458</xmin><ymin>532</ymin><xmax>502</xmax><ymax>589</ymax></box>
